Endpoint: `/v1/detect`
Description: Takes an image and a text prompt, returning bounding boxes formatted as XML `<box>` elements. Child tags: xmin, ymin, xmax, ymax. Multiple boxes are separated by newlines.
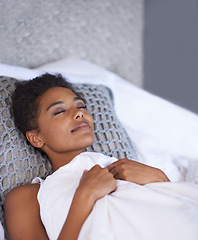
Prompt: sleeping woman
<box><xmin>4</xmin><ymin>73</ymin><xmax>170</xmax><ymax>240</ymax></box>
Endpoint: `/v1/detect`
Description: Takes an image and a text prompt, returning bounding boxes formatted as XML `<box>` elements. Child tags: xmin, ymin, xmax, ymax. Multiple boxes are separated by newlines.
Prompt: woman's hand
<box><xmin>78</xmin><ymin>164</ymin><xmax>117</xmax><ymax>204</ymax></box>
<box><xmin>107</xmin><ymin>159</ymin><xmax>170</xmax><ymax>185</ymax></box>
<box><xmin>58</xmin><ymin>165</ymin><xmax>116</xmax><ymax>240</ymax></box>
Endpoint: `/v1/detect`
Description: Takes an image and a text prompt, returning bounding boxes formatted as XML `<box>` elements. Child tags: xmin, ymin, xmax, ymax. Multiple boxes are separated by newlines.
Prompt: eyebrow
<box><xmin>74</xmin><ymin>96</ymin><xmax>84</xmax><ymax>102</ymax></box>
<box><xmin>46</xmin><ymin>97</ymin><xmax>85</xmax><ymax>111</ymax></box>
<box><xmin>46</xmin><ymin>101</ymin><xmax>64</xmax><ymax>111</ymax></box>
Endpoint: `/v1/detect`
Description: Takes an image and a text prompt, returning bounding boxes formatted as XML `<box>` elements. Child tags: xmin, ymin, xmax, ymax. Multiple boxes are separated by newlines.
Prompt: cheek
<box><xmin>87</xmin><ymin>113</ymin><xmax>94</xmax><ymax>127</ymax></box>
<box><xmin>39</xmin><ymin>122</ymin><xmax>74</xmax><ymax>152</ymax></box>
<box><xmin>39</xmin><ymin>118</ymin><xmax>70</xmax><ymax>143</ymax></box>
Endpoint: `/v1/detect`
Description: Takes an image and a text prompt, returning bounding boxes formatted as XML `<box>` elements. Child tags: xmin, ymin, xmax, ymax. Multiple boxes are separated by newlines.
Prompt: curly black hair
<box><xmin>12</xmin><ymin>73</ymin><xmax>80</xmax><ymax>135</ymax></box>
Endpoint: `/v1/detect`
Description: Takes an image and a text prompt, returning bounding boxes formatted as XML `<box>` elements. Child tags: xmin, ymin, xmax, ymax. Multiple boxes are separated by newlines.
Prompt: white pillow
<box><xmin>35</xmin><ymin>58</ymin><xmax>113</xmax><ymax>78</ymax></box>
<box><xmin>0</xmin><ymin>63</ymin><xmax>40</xmax><ymax>80</ymax></box>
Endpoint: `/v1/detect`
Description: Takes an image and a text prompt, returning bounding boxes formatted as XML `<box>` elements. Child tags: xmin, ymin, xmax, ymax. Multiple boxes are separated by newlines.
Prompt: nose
<box><xmin>74</xmin><ymin>109</ymin><xmax>84</xmax><ymax>119</ymax></box>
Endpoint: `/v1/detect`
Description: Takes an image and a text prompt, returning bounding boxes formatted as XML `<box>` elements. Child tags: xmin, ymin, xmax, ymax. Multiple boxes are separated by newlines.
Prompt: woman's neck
<box><xmin>48</xmin><ymin>149</ymin><xmax>86</xmax><ymax>172</ymax></box>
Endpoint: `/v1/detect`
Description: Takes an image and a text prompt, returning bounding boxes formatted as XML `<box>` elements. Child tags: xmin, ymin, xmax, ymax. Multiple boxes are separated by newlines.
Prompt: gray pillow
<box><xmin>73</xmin><ymin>83</ymin><xmax>137</xmax><ymax>160</ymax></box>
<box><xmin>0</xmin><ymin>75</ymin><xmax>137</xmax><ymax>228</ymax></box>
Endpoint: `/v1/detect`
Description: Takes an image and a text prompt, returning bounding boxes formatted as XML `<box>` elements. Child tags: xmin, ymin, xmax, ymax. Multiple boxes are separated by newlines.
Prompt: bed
<box><xmin>1</xmin><ymin>58</ymin><xmax>198</xmax><ymax>239</ymax></box>
<box><xmin>0</xmin><ymin>1</ymin><xmax>198</xmax><ymax>239</ymax></box>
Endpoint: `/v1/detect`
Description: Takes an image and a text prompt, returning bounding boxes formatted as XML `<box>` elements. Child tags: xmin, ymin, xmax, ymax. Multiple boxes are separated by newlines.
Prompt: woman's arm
<box><xmin>58</xmin><ymin>164</ymin><xmax>116</xmax><ymax>240</ymax></box>
<box><xmin>107</xmin><ymin>159</ymin><xmax>170</xmax><ymax>185</ymax></box>
<box><xmin>4</xmin><ymin>184</ymin><xmax>49</xmax><ymax>240</ymax></box>
<box><xmin>5</xmin><ymin>165</ymin><xmax>116</xmax><ymax>240</ymax></box>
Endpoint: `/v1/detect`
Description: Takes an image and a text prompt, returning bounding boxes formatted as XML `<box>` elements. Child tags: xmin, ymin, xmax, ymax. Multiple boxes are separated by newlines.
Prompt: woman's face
<box><xmin>36</xmin><ymin>87</ymin><xmax>95</xmax><ymax>155</ymax></box>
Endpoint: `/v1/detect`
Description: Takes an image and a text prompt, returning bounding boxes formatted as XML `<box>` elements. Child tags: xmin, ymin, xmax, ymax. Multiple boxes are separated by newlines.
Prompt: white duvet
<box><xmin>34</xmin><ymin>152</ymin><xmax>198</xmax><ymax>240</ymax></box>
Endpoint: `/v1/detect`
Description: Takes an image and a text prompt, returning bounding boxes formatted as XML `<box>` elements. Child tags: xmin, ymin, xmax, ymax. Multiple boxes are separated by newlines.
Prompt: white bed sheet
<box><xmin>35</xmin><ymin>152</ymin><xmax>198</xmax><ymax>240</ymax></box>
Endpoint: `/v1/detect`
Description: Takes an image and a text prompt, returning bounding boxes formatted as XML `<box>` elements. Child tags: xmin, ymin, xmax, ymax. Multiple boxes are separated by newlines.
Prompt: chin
<box><xmin>82</xmin><ymin>137</ymin><xmax>95</xmax><ymax>149</ymax></box>
<box><xmin>85</xmin><ymin>139</ymin><xmax>95</xmax><ymax>148</ymax></box>
<box><xmin>70</xmin><ymin>132</ymin><xmax>94</xmax><ymax>150</ymax></box>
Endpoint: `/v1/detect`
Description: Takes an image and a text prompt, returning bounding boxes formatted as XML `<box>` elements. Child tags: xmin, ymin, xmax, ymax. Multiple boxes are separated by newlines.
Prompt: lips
<box><xmin>71</xmin><ymin>122</ymin><xmax>91</xmax><ymax>132</ymax></box>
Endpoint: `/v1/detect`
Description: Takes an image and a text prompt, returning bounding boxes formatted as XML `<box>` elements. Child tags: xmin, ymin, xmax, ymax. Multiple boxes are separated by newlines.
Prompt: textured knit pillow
<box><xmin>74</xmin><ymin>83</ymin><xmax>136</xmax><ymax>160</ymax></box>
<box><xmin>0</xmin><ymin>76</ymin><xmax>52</xmax><ymax>233</ymax></box>
<box><xmin>0</xmin><ymin>75</ymin><xmax>137</xmax><ymax>229</ymax></box>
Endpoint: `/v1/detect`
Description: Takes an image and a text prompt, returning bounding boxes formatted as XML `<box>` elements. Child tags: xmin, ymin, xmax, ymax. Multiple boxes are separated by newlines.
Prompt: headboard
<box><xmin>0</xmin><ymin>0</ymin><xmax>144</xmax><ymax>87</ymax></box>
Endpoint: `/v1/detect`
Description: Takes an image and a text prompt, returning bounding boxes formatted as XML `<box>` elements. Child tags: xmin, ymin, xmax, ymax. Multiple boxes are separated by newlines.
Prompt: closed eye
<box><xmin>77</xmin><ymin>105</ymin><xmax>87</xmax><ymax>109</ymax></box>
<box><xmin>54</xmin><ymin>110</ymin><xmax>66</xmax><ymax>115</ymax></box>
<box><xmin>76</xmin><ymin>101</ymin><xmax>87</xmax><ymax>109</ymax></box>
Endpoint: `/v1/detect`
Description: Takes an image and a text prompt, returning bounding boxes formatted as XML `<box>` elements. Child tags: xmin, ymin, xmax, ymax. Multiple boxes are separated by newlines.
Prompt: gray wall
<box><xmin>144</xmin><ymin>0</ymin><xmax>198</xmax><ymax>114</ymax></box>
<box><xmin>0</xmin><ymin>0</ymin><xmax>144</xmax><ymax>87</ymax></box>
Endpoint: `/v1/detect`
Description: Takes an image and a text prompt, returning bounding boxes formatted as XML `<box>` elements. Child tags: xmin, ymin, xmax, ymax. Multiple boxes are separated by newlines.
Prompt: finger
<box><xmin>109</xmin><ymin>167</ymin><xmax>117</xmax><ymax>177</ymax></box>
<box><xmin>107</xmin><ymin>158</ymin><xmax>129</xmax><ymax>171</ymax></box>
<box><xmin>110</xmin><ymin>169</ymin><xmax>121</xmax><ymax>180</ymax></box>
<box><xmin>88</xmin><ymin>164</ymin><xmax>101</xmax><ymax>173</ymax></box>
<box><xmin>79</xmin><ymin>170</ymin><xmax>88</xmax><ymax>184</ymax></box>
<box><xmin>80</xmin><ymin>170</ymin><xmax>88</xmax><ymax>179</ymax></box>
<box><xmin>107</xmin><ymin>160</ymin><xmax>121</xmax><ymax>171</ymax></box>
<box><xmin>109</xmin><ymin>167</ymin><xmax>122</xmax><ymax>180</ymax></box>
<box><xmin>82</xmin><ymin>170</ymin><xmax>88</xmax><ymax>175</ymax></box>
<box><xmin>114</xmin><ymin>173</ymin><xmax>121</xmax><ymax>180</ymax></box>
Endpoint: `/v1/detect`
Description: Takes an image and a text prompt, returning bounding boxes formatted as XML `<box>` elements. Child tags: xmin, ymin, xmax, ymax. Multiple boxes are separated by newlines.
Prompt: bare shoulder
<box><xmin>5</xmin><ymin>183</ymin><xmax>40</xmax><ymax>203</ymax></box>
<box><xmin>4</xmin><ymin>183</ymin><xmax>48</xmax><ymax>240</ymax></box>
<box><xmin>4</xmin><ymin>183</ymin><xmax>40</xmax><ymax>217</ymax></box>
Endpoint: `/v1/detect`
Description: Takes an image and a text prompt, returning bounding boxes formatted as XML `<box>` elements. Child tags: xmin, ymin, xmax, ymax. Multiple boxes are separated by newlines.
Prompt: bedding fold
<box><xmin>35</xmin><ymin>152</ymin><xmax>198</xmax><ymax>240</ymax></box>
